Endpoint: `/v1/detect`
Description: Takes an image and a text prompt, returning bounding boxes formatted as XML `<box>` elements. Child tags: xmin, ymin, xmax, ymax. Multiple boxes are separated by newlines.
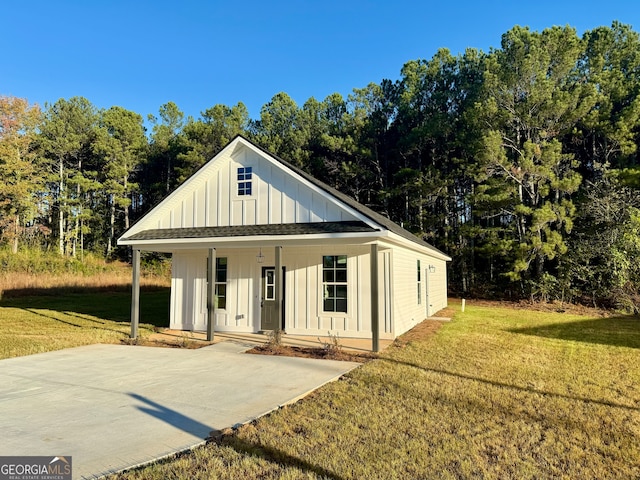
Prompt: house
<box><xmin>117</xmin><ymin>135</ymin><xmax>451</xmax><ymax>351</ymax></box>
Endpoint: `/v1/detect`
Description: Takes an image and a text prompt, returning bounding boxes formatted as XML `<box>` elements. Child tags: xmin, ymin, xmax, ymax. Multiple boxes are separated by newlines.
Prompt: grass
<box><xmin>0</xmin><ymin>247</ymin><xmax>172</xmax><ymax>358</ymax></box>
<box><xmin>106</xmin><ymin>300</ymin><xmax>640</xmax><ymax>480</ymax></box>
<box><xmin>0</xmin><ymin>289</ymin><xmax>170</xmax><ymax>359</ymax></box>
<box><xmin>0</xmin><ymin>247</ymin><xmax>170</xmax><ymax>299</ymax></box>
<box><xmin>0</xmin><ymin>270</ymin><xmax>169</xmax><ymax>298</ymax></box>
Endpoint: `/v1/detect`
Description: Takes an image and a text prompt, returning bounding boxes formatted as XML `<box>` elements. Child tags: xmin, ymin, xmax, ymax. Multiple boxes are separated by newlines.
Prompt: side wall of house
<box><xmin>390</xmin><ymin>245</ymin><xmax>449</xmax><ymax>337</ymax></box>
<box><xmin>426</xmin><ymin>257</ymin><xmax>448</xmax><ymax>318</ymax></box>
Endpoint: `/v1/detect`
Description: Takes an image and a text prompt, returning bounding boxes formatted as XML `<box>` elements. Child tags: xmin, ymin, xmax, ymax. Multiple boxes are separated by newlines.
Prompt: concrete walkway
<box><xmin>0</xmin><ymin>342</ymin><xmax>360</xmax><ymax>479</ymax></box>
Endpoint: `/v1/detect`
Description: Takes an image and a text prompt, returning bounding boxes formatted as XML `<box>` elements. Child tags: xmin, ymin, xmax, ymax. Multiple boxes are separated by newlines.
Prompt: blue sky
<box><xmin>3</xmin><ymin>0</ymin><xmax>639</xmax><ymax>122</ymax></box>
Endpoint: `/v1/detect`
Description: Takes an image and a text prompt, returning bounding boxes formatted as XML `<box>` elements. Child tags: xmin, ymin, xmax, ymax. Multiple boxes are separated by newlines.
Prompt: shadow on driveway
<box><xmin>129</xmin><ymin>392</ymin><xmax>214</xmax><ymax>439</ymax></box>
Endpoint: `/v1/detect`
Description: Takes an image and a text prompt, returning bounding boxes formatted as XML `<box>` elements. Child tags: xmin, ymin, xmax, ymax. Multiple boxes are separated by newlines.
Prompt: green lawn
<box><xmin>108</xmin><ymin>301</ymin><xmax>640</xmax><ymax>480</ymax></box>
<box><xmin>0</xmin><ymin>289</ymin><xmax>170</xmax><ymax>359</ymax></box>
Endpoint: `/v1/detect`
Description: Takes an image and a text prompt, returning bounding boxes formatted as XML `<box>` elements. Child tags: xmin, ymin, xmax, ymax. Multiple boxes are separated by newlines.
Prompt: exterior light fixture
<box><xmin>256</xmin><ymin>248</ymin><xmax>265</xmax><ymax>263</ymax></box>
<box><xmin>428</xmin><ymin>264</ymin><xmax>436</xmax><ymax>273</ymax></box>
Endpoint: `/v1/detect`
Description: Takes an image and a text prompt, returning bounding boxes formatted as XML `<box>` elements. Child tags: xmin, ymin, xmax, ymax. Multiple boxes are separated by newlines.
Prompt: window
<box><xmin>215</xmin><ymin>257</ymin><xmax>227</xmax><ymax>309</ymax></box>
<box><xmin>237</xmin><ymin>167</ymin><xmax>252</xmax><ymax>196</ymax></box>
<box><xmin>322</xmin><ymin>255</ymin><xmax>347</xmax><ymax>313</ymax></box>
<box><xmin>264</xmin><ymin>269</ymin><xmax>275</xmax><ymax>300</ymax></box>
<box><xmin>417</xmin><ymin>260</ymin><xmax>422</xmax><ymax>304</ymax></box>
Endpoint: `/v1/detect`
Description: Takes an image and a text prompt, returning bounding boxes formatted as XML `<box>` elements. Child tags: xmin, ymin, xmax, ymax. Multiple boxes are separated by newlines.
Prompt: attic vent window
<box><xmin>237</xmin><ymin>167</ymin><xmax>253</xmax><ymax>196</ymax></box>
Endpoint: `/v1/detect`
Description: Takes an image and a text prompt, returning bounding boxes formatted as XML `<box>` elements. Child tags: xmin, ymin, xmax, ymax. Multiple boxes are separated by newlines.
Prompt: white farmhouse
<box><xmin>118</xmin><ymin>135</ymin><xmax>451</xmax><ymax>351</ymax></box>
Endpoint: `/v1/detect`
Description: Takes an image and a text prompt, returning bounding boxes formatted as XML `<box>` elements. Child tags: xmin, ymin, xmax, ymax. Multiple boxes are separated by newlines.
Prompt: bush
<box><xmin>0</xmin><ymin>246</ymin><xmax>139</xmax><ymax>276</ymax></box>
<box><xmin>141</xmin><ymin>252</ymin><xmax>172</xmax><ymax>278</ymax></box>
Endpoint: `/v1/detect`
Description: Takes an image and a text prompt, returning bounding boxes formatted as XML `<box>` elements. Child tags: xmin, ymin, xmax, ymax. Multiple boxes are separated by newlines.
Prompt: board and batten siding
<box><xmin>283</xmin><ymin>245</ymin><xmax>393</xmax><ymax>340</ymax></box>
<box><xmin>169</xmin><ymin>245</ymin><xmax>394</xmax><ymax>339</ymax></box>
<box><xmin>170</xmin><ymin>250</ymin><xmax>257</xmax><ymax>333</ymax></box>
<box><xmin>170</xmin><ymin>252</ymin><xmax>202</xmax><ymax>331</ymax></box>
<box><xmin>135</xmin><ymin>144</ymin><xmax>357</xmax><ymax>234</ymax></box>
<box><xmin>122</xmin><ymin>137</ymin><xmax>450</xmax><ymax>342</ymax></box>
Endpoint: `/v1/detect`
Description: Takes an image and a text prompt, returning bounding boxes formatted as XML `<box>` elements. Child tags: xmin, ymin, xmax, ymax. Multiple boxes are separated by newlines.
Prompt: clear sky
<box><xmin>2</xmin><ymin>0</ymin><xmax>639</xmax><ymax>122</ymax></box>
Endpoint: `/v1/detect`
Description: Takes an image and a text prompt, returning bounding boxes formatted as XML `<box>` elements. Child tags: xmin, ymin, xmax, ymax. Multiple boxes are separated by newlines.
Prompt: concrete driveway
<box><xmin>0</xmin><ymin>342</ymin><xmax>360</xmax><ymax>479</ymax></box>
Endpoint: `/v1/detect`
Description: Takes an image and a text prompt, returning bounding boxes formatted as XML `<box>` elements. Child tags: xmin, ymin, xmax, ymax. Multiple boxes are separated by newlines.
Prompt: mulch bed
<box><xmin>247</xmin><ymin>344</ymin><xmax>377</xmax><ymax>363</ymax></box>
<box><xmin>392</xmin><ymin>318</ymin><xmax>447</xmax><ymax>348</ymax></box>
<box><xmin>247</xmin><ymin>315</ymin><xmax>453</xmax><ymax>362</ymax></box>
<box><xmin>124</xmin><ymin>310</ymin><xmax>455</xmax><ymax>359</ymax></box>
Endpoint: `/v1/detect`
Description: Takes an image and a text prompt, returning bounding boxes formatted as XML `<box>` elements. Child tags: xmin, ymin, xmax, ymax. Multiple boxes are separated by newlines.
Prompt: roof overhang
<box><xmin>119</xmin><ymin>234</ymin><xmax>387</xmax><ymax>252</ymax></box>
<box><xmin>118</xmin><ymin>221</ymin><xmax>387</xmax><ymax>252</ymax></box>
<box><xmin>118</xmin><ymin>221</ymin><xmax>451</xmax><ymax>261</ymax></box>
<box><xmin>381</xmin><ymin>231</ymin><xmax>452</xmax><ymax>261</ymax></box>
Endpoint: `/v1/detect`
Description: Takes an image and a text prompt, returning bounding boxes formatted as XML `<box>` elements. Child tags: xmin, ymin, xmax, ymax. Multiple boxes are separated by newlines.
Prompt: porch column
<box><xmin>370</xmin><ymin>243</ymin><xmax>380</xmax><ymax>352</ymax></box>
<box><xmin>207</xmin><ymin>247</ymin><xmax>216</xmax><ymax>341</ymax></box>
<box><xmin>130</xmin><ymin>248</ymin><xmax>140</xmax><ymax>339</ymax></box>
<box><xmin>274</xmin><ymin>246</ymin><xmax>283</xmax><ymax>331</ymax></box>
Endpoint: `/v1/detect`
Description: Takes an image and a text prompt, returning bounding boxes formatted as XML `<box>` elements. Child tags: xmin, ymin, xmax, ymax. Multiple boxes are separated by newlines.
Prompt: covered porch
<box><xmin>127</xmin><ymin>227</ymin><xmax>390</xmax><ymax>352</ymax></box>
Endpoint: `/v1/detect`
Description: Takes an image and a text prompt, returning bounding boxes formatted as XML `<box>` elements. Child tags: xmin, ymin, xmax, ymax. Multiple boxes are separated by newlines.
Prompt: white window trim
<box><xmin>321</xmin><ymin>254</ymin><xmax>348</xmax><ymax>314</ymax></box>
<box><xmin>235</xmin><ymin>166</ymin><xmax>255</xmax><ymax>198</ymax></box>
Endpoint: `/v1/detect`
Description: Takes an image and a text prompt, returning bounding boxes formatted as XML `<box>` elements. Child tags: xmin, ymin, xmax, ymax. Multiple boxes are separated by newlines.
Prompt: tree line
<box><xmin>1</xmin><ymin>22</ymin><xmax>639</xmax><ymax>310</ymax></box>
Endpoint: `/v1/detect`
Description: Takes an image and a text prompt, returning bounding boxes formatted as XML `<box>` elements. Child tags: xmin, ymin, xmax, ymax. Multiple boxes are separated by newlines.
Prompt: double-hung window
<box><xmin>322</xmin><ymin>255</ymin><xmax>347</xmax><ymax>313</ymax></box>
<box><xmin>237</xmin><ymin>167</ymin><xmax>252</xmax><ymax>196</ymax></box>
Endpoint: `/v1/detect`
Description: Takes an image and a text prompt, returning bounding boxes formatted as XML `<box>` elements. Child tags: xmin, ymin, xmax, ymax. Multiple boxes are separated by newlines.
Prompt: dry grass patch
<box><xmin>0</xmin><ymin>248</ymin><xmax>170</xmax><ymax>299</ymax></box>
<box><xmin>0</xmin><ymin>269</ymin><xmax>169</xmax><ymax>298</ymax></box>
<box><xmin>0</xmin><ymin>270</ymin><xmax>169</xmax><ymax>298</ymax></box>
<box><xmin>109</xmin><ymin>302</ymin><xmax>640</xmax><ymax>479</ymax></box>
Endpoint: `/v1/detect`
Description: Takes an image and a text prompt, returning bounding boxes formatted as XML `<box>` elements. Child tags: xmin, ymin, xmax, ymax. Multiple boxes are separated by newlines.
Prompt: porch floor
<box><xmin>149</xmin><ymin>329</ymin><xmax>394</xmax><ymax>353</ymax></box>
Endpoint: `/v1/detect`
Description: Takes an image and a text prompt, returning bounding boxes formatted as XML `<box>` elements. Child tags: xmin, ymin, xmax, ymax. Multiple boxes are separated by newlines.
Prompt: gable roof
<box><xmin>240</xmin><ymin>135</ymin><xmax>450</xmax><ymax>259</ymax></box>
<box><xmin>118</xmin><ymin>135</ymin><xmax>450</xmax><ymax>260</ymax></box>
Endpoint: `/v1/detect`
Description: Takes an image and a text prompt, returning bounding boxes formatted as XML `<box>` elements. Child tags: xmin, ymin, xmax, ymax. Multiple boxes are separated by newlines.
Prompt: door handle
<box><xmin>261</xmin><ymin>298</ymin><xmax>264</xmax><ymax>308</ymax></box>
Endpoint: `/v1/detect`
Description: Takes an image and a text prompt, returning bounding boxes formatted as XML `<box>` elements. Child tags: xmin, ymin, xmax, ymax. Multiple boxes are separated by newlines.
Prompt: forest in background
<box><xmin>1</xmin><ymin>22</ymin><xmax>639</xmax><ymax>311</ymax></box>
